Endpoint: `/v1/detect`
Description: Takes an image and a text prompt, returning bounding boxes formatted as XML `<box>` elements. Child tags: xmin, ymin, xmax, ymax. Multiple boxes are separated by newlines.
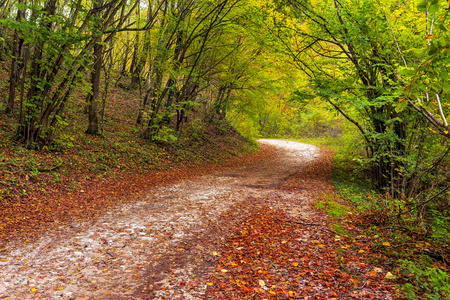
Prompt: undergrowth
<box><xmin>0</xmin><ymin>78</ymin><xmax>257</xmax><ymax>206</ymax></box>
<box><xmin>297</xmin><ymin>134</ymin><xmax>450</xmax><ymax>300</ymax></box>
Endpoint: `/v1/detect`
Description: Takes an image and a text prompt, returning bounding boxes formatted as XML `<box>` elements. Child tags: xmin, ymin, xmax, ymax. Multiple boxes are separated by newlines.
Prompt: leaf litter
<box><xmin>0</xmin><ymin>140</ymin><xmax>399</xmax><ymax>299</ymax></box>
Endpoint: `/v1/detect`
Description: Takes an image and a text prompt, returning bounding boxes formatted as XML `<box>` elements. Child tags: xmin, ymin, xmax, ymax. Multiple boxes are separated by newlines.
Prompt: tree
<box><xmin>5</xmin><ymin>0</ymin><xmax>24</xmax><ymax>115</ymax></box>
<box><xmin>85</xmin><ymin>0</ymin><xmax>105</xmax><ymax>135</ymax></box>
<box><xmin>398</xmin><ymin>0</ymin><xmax>450</xmax><ymax>138</ymax></box>
<box><xmin>137</xmin><ymin>0</ymin><xmax>246</xmax><ymax>140</ymax></box>
<box><xmin>2</xmin><ymin>0</ymin><xmax>140</xmax><ymax>147</ymax></box>
<box><xmin>265</xmin><ymin>0</ymin><xmax>431</xmax><ymax>195</ymax></box>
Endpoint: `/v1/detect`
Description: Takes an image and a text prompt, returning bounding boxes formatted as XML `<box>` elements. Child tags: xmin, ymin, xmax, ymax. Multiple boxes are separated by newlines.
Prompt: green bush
<box><xmin>400</xmin><ymin>259</ymin><xmax>450</xmax><ymax>299</ymax></box>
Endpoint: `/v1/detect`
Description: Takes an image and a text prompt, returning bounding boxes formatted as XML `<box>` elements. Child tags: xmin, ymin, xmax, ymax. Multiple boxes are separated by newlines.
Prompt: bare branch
<box><xmin>375</xmin><ymin>0</ymin><xmax>407</xmax><ymax>67</ymax></box>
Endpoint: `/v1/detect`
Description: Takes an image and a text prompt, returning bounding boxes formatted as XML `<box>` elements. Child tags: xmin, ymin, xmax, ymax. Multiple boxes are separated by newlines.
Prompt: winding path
<box><xmin>0</xmin><ymin>140</ymin><xmax>395</xmax><ymax>299</ymax></box>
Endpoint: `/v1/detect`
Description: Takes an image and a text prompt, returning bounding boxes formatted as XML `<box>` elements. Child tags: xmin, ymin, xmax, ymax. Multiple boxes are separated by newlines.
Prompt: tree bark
<box><xmin>86</xmin><ymin>42</ymin><xmax>102</xmax><ymax>135</ymax></box>
<box><xmin>86</xmin><ymin>0</ymin><xmax>104</xmax><ymax>135</ymax></box>
<box><xmin>6</xmin><ymin>0</ymin><xmax>23</xmax><ymax>115</ymax></box>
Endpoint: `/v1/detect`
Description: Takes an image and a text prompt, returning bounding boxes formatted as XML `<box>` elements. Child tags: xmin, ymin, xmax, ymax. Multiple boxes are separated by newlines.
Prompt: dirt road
<box><xmin>0</xmin><ymin>140</ymin><xmax>396</xmax><ymax>299</ymax></box>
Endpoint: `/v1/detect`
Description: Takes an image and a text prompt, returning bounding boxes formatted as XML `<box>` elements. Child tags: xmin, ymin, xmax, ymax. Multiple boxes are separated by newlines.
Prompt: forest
<box><xmin>0</xmin><ymin>0</ymin><xmax>450</xmax><ymax>298</ymax></box>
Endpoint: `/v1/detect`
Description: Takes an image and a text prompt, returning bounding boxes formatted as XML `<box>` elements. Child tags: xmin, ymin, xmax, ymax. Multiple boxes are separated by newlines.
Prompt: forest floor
<box><xmin>0</xmin><ymin>140</ymin><xmax>400</xmax><ymax>299</ymax></box>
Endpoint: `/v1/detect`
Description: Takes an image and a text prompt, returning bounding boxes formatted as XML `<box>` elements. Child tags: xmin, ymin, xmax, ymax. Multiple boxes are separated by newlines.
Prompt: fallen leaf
<box><xmin>385</xmin><ymin>272</ymin><xmax>395</xmax><ymax>279</ymax></box>
<box><xmin>373</xmin><ymin>267</ymin><xmax>383</xmax><ymax>273</ymax></box>
<box><xmin>292</xmin><ymin>262</ymin><xmax>299</xmax><ymax>267</ymax></box>
<box><xmin>382</xmin><ymin>242</ymin><xmax>390</xmax><ymax>246</ymax></box>
<box><xmin>258</xmin><ymin>280</ymin><xmax>265</xmax><ymax>286</ymax></box>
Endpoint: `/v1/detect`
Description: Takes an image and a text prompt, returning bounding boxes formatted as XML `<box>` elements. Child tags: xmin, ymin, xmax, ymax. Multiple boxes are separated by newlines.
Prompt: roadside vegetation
<box><xmin>289</xmin><ymin>125</ymin><xmax>450</xmax><ymax>299</ymax></box>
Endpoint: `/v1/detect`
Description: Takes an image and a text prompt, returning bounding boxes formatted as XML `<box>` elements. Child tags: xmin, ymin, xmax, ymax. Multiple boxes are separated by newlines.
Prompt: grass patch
<box><xmin>315</xmin><ymin>192</ymin><xmax>349</xmax><ymax>219</ymax></box>
<box><xmin>331</xmin><ymin>223</ymin><xmax>352</xmax><ymax>237</ymax></box>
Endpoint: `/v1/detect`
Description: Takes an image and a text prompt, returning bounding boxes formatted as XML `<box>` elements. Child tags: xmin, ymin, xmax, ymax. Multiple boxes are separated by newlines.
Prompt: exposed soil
<box><xmin>0</xmin><ymin>140</ymin><xmax>398</xmax><ymax>299</ymax></box>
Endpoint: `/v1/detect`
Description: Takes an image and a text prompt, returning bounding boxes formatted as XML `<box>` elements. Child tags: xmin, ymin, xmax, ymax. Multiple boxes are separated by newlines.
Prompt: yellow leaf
<box><xmin>358</xmin><ymin>250</ymin><xmax>365</xmax><ymax>253</ymax></box>
<box><xmin>385</xmin><ymin>272</ymin><xmax>395</xmax><ymax>279</ymax></box>
<box><xmin>206</xmin><ymin>282</ymin><xmax>213</xmax><ymax>286</ymax></box>
<box><xmin>2</xmin><ymin>258</ymin><xmax>7</xmax><ymax>261</ymax></box>
<box><xmin>259</xmin><ymin>280</ymin><xmax>265</xmax><ymax>286</ymax></box>
<box><xmin>212</xmin><ymin>251</ymin><xmax>218</xmax><ymax>256</ymax></box>
<box><xmin>292</xmin><ymin>262</ymin><xmax>299</xmax><ymax>267</ymax></box>
<box><xmin>269</xmin><ymin>290</ymin><xmax>277</xmax><ymax>295</ymax></box>
<box><xmin>31</xmin><ymin>287</ymin><xmax>37</xmax><ymax>293</ymax></box>
<box><xmin>220</xmin><ymin>269</ymin><xmax>228</xmax><ymax>273</ymax></box>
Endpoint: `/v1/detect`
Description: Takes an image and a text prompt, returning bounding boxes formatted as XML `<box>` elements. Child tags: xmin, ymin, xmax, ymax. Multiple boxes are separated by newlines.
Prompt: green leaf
<box><xmin>417</xmin><ymin>1</ymin><xmax>428</xmax><ymax>12</ymax></box>
<box><xmin>428</xmin><ymin>3</ymin><xmax>439</xmax><ymax>14</ymax></box>
<box><xmin>395</xmin><ymin>100</ymin><xmax>408</xmax><ymax>113</ymax></box>
<box><xmin>443</xmin><ymin>82</ymin><xmax>450</xmax><ymax>92</ymax></box>
<box><xmin>413</xmin><ymin>48</ymin><xmax>425</xmax><ymax>58</ymax></box>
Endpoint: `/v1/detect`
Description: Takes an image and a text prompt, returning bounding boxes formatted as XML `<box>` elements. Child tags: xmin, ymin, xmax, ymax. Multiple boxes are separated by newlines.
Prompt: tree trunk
<box><xmin>86</xmin><ymin>41</ymin><xmax>102</xmax><ymax>135</ymax></box>
<box><xmin>86</xmin><ymin>0</ymin><xmax>104</xmax><ymax>135</ymax></box>
<box><xmin>6</xmin><ymin>0</ymin><xmax>23</xmax><ymax>115</ymax></box>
